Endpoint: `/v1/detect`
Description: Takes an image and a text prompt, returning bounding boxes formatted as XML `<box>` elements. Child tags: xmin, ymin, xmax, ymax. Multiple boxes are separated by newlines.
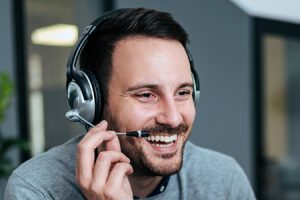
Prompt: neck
<box><xmin>129</xmin><ymin>173</ymin><xmax>163</xmax><ymax>198</ymax></box>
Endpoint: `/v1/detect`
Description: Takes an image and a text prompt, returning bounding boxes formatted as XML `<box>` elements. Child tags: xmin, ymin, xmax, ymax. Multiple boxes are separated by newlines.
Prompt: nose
<box><xmin>155</xmin><ymin>97</ymin><xmax>183</xmax><ymax>128</ymax></box>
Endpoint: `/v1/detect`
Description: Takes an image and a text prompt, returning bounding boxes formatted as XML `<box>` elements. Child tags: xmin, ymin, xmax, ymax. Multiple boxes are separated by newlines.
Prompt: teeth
<box><xmin>155</xmin><ymin>136</ymin><xmax>160</xmax><ymax>142</ymax></box>
<box><xmin>146</xmin><ymin>135</ymin><xmax>177</xmax><ymax>143</ymax></box>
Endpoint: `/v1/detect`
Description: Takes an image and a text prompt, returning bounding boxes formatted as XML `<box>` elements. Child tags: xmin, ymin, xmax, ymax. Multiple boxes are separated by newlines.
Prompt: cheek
<box><xmin>112</xmin><ymin>103</ymin><xmax>157</xmax><ymax>131</ymax></box>
<box><xmin>189</xmin><ymin>106</ymin><xmax>196</xmax><ymax>122</ymax></box>
<box><xmin>180</xmin><ymin>101</ymin><xmax>196</xmax><ymax>123</ymax></box>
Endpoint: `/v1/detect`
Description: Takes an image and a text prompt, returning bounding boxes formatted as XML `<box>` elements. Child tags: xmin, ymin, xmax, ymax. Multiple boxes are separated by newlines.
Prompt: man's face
<box><xmin>104</xmin><ymin>36</ymin><xmax>196</xmax><ymax>176</ymax></box>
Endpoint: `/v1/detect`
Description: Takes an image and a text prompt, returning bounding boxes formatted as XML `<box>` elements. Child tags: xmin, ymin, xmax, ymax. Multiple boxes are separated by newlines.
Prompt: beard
<box><xmin>102</xmin><ymin>107</ymin><xmax>190</xmax><ymax>177</ymax></box>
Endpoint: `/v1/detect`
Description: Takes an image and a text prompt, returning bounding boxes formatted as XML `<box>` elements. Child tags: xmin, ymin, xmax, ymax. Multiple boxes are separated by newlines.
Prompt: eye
<box><xmin>137</xmin><ymin>93</ymin><xmax>152</xmax><ymax>98</ymax></box>
<box><xmin>176</xmin><ymin>88</ymin><xmax>192</xmax><ymax>100</ymax></box>
<box><xmin>134</xmin><ymin>91</ymin><xmax>157</xmax><ymax>103</ymax></box>
<box><xmin>178</xmin><ymin>90</ymin><xmax>191</xmax><ymax>96</ymax></box>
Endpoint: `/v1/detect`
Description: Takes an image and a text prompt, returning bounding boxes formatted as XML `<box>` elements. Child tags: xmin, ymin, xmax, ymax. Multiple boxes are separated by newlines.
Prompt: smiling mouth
<box><xmin>144</xmin><ymin>134</ymin><xmax>178</xmax><ymax>147</ymax></box>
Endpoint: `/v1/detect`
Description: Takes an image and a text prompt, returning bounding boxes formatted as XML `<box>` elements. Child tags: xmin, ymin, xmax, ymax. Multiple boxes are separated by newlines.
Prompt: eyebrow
<box><xmin>126</xmin><ymin>82</ymin><xmax>194</xmax><ymax>92</ymax></box>
<box><xmin>126</xmin><ymin>84</ymin><xmax>159</xmax><ymax>92</ymax></box>
<box><xmin>179</xmin><ymin>82</ymin><xmax>194</xmax><ymax>89</ymax></box>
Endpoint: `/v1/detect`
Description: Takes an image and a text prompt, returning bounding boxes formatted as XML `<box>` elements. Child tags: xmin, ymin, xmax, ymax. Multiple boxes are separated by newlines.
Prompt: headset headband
<box><xmin>66</xmin><ymin>9</ymin><xmax>128</xmax><ymax>87</ymax></box>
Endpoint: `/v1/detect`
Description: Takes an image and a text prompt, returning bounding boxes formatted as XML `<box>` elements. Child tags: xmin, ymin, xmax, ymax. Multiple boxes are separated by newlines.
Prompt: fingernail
<box><xmin>96</xmin><ymin>120</ymin><xmax>107</xmax><ymax>127</ymax></box>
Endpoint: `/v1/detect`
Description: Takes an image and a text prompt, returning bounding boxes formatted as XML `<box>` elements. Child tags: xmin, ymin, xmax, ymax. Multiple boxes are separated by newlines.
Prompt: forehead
<box><xmin>111</xmin><ymin>36</ymin><xmax>192</xmax><ymax>87</ymax></box>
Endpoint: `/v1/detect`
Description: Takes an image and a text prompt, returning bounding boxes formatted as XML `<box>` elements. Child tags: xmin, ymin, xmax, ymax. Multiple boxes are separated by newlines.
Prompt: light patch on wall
<box><xmin>29</xmin><ymin>53</ymin><xmax>45</xmax><ymax>155</ymax></box>
<box><xmin>31</xmin><ymin>24</ymin><xmax>78</xmax><ymax>46</ymax></box>
<box><xmin>231</xmin><ymin>0</ymin><xmax>300</xmax><ymax>24</ymax></box>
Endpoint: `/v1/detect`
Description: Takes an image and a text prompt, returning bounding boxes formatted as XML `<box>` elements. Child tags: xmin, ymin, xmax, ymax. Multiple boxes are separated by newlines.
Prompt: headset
<box><xmin>66</xmin><ymin>8</ymin><xmax>200</xmax><ymax>126</ymax></box>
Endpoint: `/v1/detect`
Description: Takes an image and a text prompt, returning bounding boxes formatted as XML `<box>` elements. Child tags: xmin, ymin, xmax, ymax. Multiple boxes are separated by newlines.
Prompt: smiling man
<box><xmin>108</xmin><ymin>37</ymin><xmax>194</xmax><ymax>174</ymax></box>
<box><xmin>5</xmin><ymin>8</ymin><xmax>256</xmax><ymax>200</ymax></box>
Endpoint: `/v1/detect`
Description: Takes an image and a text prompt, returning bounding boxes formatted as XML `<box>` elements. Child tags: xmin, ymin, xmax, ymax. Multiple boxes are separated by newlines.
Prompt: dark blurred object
<box><xmin>0</xmin><ymin>136</ymin><xmax>30</xmax><ymax>177</ymax></box>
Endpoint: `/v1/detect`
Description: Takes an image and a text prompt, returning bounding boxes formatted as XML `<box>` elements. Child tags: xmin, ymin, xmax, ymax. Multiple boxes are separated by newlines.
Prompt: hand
<box><xmin>76</xmin><ymin>120</ymin><xmax>133</xmax><ymax>200</ymax></box>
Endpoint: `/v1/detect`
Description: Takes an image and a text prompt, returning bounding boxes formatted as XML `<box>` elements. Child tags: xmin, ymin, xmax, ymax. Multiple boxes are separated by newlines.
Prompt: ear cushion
<box><xmin>191</xmin><ymin>67</ymin><xmax>200</xmax><ymax>105</ymax></box>
<box><xmin>81</xmin><ymin>69</ymin><xmax>102</xmax><ymax>124</ymax></box>
<box><xmin>185</xmin><ymin>47</ymin><xmax>200</xmax><ymax>106</ymax></box>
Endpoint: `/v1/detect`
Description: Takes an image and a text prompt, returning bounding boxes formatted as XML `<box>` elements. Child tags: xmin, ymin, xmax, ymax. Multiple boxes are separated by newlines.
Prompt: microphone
<box><xmin>65</xmin><ymin>110</ymin><xmax>94</xmax><ymax>127</ymax></box>
<box><xmin>65</xmin><ymin>110</ymin><xmax>149</xmax><ymax>138</ymax></box>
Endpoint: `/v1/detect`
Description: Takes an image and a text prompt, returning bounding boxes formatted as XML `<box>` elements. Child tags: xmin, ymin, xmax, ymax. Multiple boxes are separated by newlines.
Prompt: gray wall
<box><xmin>287</xmin><ymin>38</ymin><xmax>300</xmax><ymax>159</ymax></box>
<box><xmin>116</xmin><ymin>0</ymin><xmax>254</xmax><ymax>185</ymax></box>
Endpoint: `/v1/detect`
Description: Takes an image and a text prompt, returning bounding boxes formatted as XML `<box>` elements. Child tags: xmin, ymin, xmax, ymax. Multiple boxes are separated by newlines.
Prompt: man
<box><xmin>5</xmin><ymin>8</ymin><xmax>255</xmax><ymax>199</ymax></box>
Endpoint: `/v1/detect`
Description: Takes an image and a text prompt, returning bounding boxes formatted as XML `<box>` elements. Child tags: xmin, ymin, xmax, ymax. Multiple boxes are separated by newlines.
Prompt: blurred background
<box><xmin>1</xmin><ymin>0</ymin><xmax>300</xmax><ymax>199</ymax></box>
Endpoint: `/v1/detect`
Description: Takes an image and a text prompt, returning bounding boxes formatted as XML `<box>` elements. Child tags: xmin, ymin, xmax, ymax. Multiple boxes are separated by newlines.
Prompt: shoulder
<box><xmin>183</xmin><ymin>141</ymin><xmax>238</xmax><ymax>170</ymax></box>
<box><xmin>5</xmin><ymin>134</ymin><xmax>84</xmax><ymax>199</ymax></box>
<box><xmin>183</xmin><ymin>141</ymin><xmax>240</xmax><ymax>182</ymax></box>
<box><xmin>13</xmin><ymin>134</ymin><xmax>83</xmax><ymax>178</ymax></box>
<box><xmin>180</xmin><ymin>141</ymin><xmax>256</xmax><ymax>199</ymax></box>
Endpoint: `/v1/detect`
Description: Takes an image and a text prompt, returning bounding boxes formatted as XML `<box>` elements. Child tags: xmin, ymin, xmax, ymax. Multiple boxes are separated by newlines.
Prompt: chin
<box><xmin>121</xmin><ymin>132</ymin><xmax>189</xmax><ymax>177</ymax></box>
<box><xmin>137</xmin><ymin>141</ymin><xmax>185</xmax><ymax>176</ymax></box>
<box><xmin>146</xmin><ymin>157</ymin><xmax>183</xmax><ymax>176</ymax></box>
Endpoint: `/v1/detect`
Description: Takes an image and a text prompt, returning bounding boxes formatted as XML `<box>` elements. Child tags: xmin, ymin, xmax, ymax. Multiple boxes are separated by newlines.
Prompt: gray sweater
<box><xmin>5</xmin><ymin>135</ymin><xmax>256</xmax><ymax>199</ymax></box>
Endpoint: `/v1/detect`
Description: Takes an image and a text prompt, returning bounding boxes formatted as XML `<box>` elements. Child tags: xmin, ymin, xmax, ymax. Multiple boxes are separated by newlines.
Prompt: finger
<box><xmin>105</xmin><ymin>162</ymin><xmax>133</xmax><ymax>191</ymax></box>
<box><xmin>76</xmin><ymin>130</ymin><xmax>116</xmax><ymax>187</ymax></box>
<box><xmin>96</xmin><ymin>120</ymin><xmax>107</xmax><ymax>127</ymax></box>
<box><xmin>81</xmin><ymin>120</ymin><xmax>108</xmax><ymax>142</ymax></box>
<box><xmin>80</xmin><ymin>120</ymin><xmax>116</xmax><ymax>152</ymax></box>
<box><xmin>105</xmin><ymin>134</ymin><xmax>121</xmax><ymax>152</ymax></box>
<box><xmin>85</xmin><ymin>120</ymin><xmax>120</xmax><ymax>152</ymax></box>
<box><xmin>91</xmin><ymin>151</ymin><xmax>130</xmax><ymax>187</ymax></box>
<box><xmin>103</xmin><ymin>121</ymin><xmax>121</xmax><ymax>152</ymax></box>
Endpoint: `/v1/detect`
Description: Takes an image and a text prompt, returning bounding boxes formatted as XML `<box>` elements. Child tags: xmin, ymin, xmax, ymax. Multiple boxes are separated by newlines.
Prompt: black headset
<box><xmin>66</xmin><ymin>8</ymin><xmax>200</xmax><ymax>126</ymax></box>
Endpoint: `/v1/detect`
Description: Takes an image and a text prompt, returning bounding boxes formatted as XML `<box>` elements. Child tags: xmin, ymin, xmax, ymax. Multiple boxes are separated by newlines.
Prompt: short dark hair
<box><xmin>80</xmin><ymin>8</ymin><xmax>189</xmax><ymax>110</ymax></box>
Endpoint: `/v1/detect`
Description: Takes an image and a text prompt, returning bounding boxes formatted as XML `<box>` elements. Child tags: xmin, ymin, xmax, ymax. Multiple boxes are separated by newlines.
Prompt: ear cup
<box><xmin>81</xmin><ymin>70</ymin><xmax>102</xmax><ymax>124</ymax></box>
<box><xmin>67</xmin><ymin>70</ymin><xmax>99</xmax><ymax>125</ymax></box>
